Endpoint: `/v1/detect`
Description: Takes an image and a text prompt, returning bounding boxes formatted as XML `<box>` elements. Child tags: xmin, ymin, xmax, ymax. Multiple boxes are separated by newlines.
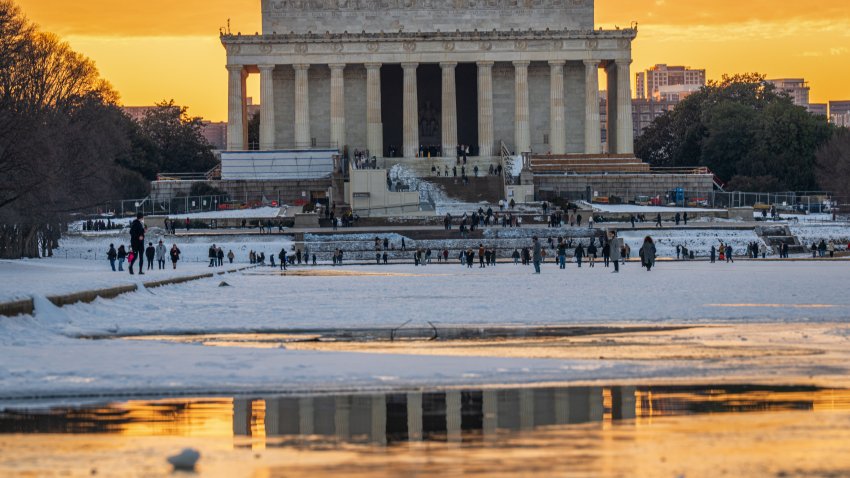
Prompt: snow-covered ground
<box><xmin>586</xmin><ymin>202</ymin><xmax>724</xmax><ymax>214</ymax></box>
<box><xmin>790</xmin><ymin>224</ymin><xmax>850</xmax><ymax>248</ymax></box>
<box><xmin>618</xmin><ymin>229</ymin><xmax>767</xmax><ymax>258</ymax></box>
<box><xmin>390</xmin><ymin>164</ymin><xmax>488</xmax><ymax>215</ymax></box>
<box><xmin>55</xmin><ymin>233</ymin><xmax>293</xmax><ymax>264</ymax></box>
<box><xmin>164</xmin><ymin>206</ymin><xmax>286</xmax><ymax>220</ymax></box>
<box><xmin>1</xmin><ymin>261</ymin><xmax>849</xmax><ymax>399</ymax></box>
<box><xmin>0</xmin><ymin>259</ymin><xmax>243</xmax><ymax>302</ymax></box>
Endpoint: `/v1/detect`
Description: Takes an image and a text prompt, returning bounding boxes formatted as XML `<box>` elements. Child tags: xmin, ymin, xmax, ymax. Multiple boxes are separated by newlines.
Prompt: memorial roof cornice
<box><xmin>220</xmin><ymin>28</ymin><xmax>637</xmax><ymax>44</ymax></box>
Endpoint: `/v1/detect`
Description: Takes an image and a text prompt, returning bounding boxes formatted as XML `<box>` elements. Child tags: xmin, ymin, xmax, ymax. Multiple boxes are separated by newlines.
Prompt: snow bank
<box><xmin>164</xmin><ymin>206</ymin><xmax>285</xmax><ymax>220</ymax></box>
<box><xmin>618</xmin><ymin>228</ymin><xmax>766</xmax><ymax>258</ymax></box>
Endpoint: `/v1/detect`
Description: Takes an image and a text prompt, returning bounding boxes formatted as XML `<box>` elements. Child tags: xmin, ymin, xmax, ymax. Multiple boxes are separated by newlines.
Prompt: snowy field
<box><xmin>588</xmin><ymin>203</ymin><xmax>724</xmax><ymax>214</ymax></box>
<box><xmin>618</xmin><ymin>229</ymin><xmax>767</xmax><ymax>257</ymax></box>
<box><xmin>0</xmin><ymin>259</ymin><xmax>243</xmax><ymax>302</ymax></box>
<box><xmin>1</xmin><ymin>261</ymin><xmax>850</xmax><ymax>399</ymax></box>
<box><xmin>45</xmin><ymin>261</ymin><xmax>850</xmax><ymax>336</ymax></box>
<box><xmin>790</xmin><ymin>224</ymin><xmax>850</xmax><ymax>247</ymax></box>
<box><xmin>164</xmin><ymin>206</ymin><xmax>286</xmax><ymax>220</ymax></box>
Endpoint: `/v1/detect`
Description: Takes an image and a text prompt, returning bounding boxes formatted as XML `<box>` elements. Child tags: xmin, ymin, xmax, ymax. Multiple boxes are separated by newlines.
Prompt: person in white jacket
<box><xmin>155</xmin><ymin>240</ymin><xmax>167</xmax><ymax>270</ymax></box>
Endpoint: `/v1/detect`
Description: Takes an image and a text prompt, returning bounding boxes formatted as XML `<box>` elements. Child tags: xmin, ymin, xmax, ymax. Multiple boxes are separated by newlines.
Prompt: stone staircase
<box><xmin>756</xmin><ymin>225</ymin><xmax>806</xmax><ymax>254</ymax></box>
<box><xmin>426</xmin><ymin>176</ymin><xmax>504</xmax><ymax>204</ymax></box>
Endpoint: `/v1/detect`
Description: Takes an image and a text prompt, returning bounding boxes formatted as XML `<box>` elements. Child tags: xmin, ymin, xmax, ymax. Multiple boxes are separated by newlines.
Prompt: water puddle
<box><xmin>2</xmin><ymin>384</ymin><xmax>850</xmax><ymax>477</ymax></box>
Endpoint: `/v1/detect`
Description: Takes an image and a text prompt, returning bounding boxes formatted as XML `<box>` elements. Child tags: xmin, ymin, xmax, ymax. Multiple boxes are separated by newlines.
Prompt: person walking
<box><xmin>155</xmin><ymin>240</ymin><xmax>166</xmax><ymax>270</ymax></box>
<box><xmin>513</xmin><ymin>248</ymin><xmax>520</xmax><ymax>265</ymax></box>
<box><xmin>557</xmin><ymin>241</ymin><xmax>567</xmax><ymax>269</ymax></box>
<box><xmin>107</xmin><ymin>244</ymin><xmax>117</xmax><ymax>271</ymax></box>
<box><xmin>279</xmin><ymin>248</ymin><xmax>287</xmax><ymax>270</ymax></box>
<box><xmin>655</xmin><ymin>214</ymin><xmax>662</xmax><ymax>228</ymax></box>
<box><xmin>574</xmin><ymin>243</ymin><xmax>585</xmax><ymax>268</ymax></box>
<box><xmin>128</xmin><ymin>212</ymin><xmax>146</xmax><ymax>275</ymax></box>
<box><xmin>726</xmin><ymin>244</ymin><xmax>734</xmax><ymax>263</ymax></box>
<box><xmin>532</xmin><ymin>236</ymin><xmax>542</xmax><ymax>274</ymax></box>
<box><xmin>587</xmin><ymin>243</ymin><xmax>597</xmax><ymax>268</ymax></box>
<box><xmin>710</xmin><ymin>245</ymin><xmax>716</xmax><ymax>263</ymax></box>
<box><xmin>602</xmin><ymin>241</ymin><xmax>610</xmax><ymax>267</ymax></box>
<box><xmin>117</xmin><ymin>245</ymin><xmax>127</xmax><ymax>271</ymax></box>
<box><xmin>227</xmin><ymin>250</ymin><xmax>235</xmax><ymax>264</ymax></box>
<box><xmin>609</xmin><ymin>232</ymin><xmax>622</xmax><ymax>273</ymax></box>
<box><xmin>639</xmin><ymin>236</ymin><xmax>657</xmax><ymax>271</ymax></box>
<box><xmin>828</xmin><ymin>240</ymin><xmax>836</xmax><ymax>258</ymax></box>
<box><xmin>208</xmin><ymin>245</ymin><xmax>217</xmax><ymax>267</ymax></box>
<box><xmin>169</xmin><ymin>244</ymin><xmax>181</xmax><ymax>270</ymax></box>
<box><xmin>145</xmin><ymin>242</ymin><xmax>155</xmax><ymax>271</ymax></box>
<box><xmin>217</xmin><ymin>246</ymin><xmax>224</xmax><ymax>267</ymax></box>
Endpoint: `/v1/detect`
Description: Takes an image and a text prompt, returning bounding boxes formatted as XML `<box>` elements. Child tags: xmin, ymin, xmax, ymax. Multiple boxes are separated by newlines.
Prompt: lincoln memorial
<box><xmin>221</xmin><ymin>0</ymin><xmax>638</xmax><ymax>159</ymax></box>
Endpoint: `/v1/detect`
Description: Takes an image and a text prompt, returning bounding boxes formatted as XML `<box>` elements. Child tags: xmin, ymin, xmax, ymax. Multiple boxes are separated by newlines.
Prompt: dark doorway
<box><xmin>381</xmin><ymin>65</ymin><xmax>403</xmax><ymax>157</ymax></box>
<box><xmin>417</xmin><ymin>64</ymin><xmax>442</xmax><ymax>154</ymax></box>
<box><xmin>456</xmin><ymin>63</ymin><xmax>479</xmax><ymax>154</ymax></box>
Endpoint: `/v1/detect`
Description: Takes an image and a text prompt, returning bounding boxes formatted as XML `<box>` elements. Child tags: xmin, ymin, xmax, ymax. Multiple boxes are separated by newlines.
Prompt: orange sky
<box><xmin>15</xmin><ymin>0</ymin><xmax>850</xmax><ymax>121</ymax></box>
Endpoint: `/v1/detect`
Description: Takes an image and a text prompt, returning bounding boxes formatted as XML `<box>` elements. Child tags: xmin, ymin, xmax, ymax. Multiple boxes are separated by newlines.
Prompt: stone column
<box><xmin>329</xmin><ymin>63</ymin><xmax>346</xmax><ymax>151</ymax></box>
<box><xmin>226</xmin><ymin>65</ymin><xmax>247</xmax><ymax>150</ymax></box>
<box><xmin>258</xmin><ymin>64</ymin><xmax>276</xmax><ymax>150</ymax></box>
<box><xmin>548</xmin><ymin>60</ymin><xmax>566</xmax><ymax>155</ymax></box>
<box><xmin>402</xmin><ymin>62</ymin><xmax>419</xmax><ymax>158</ymax></box>
<box><xmin>440</xmin><ymin>62</ymin><xmax>458</xmax><ymax>158</ymax></box>
<box><xmin>293</xmin><ymin>64</ymin><xmax>311</xmax><ymax>147</ymax></box>
<box><xmin>477</xmin><ymin>61</ymin><xmax>494</xmax><ymax>157</ymax></box>
<box><xmin>365</xmin><ymin>63</ymin><xmax>383</xmax><ymax>156</ymax></box>
<box><xmin>615</xmin><ymin>59</ymin><xmax>634</xmax><ymax>155</ymax></box>
<box><xmin>583</xmin><ymin>60</ymin><xmax>602</xmax><ymax>154</ymax></box>
<box><xmin>513</xmin><ymin>60</ymin><xmax>531</xmax><ymax>154</ymax></box>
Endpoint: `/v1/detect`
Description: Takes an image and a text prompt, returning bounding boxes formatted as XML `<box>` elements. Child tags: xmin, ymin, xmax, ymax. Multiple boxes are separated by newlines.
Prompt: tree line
<box><xmin>0</xmin><ymin>0</ymin><xmax>215</xmax><ymax>258</ymax></box>
<box><xmin>635</xmin><ymin>73</ymin><xmax>847</xmax><ymax>195</ymax></box>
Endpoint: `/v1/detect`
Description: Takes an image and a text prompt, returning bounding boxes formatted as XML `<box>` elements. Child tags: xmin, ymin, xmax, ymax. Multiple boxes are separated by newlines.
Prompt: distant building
<box><xmin>767</xmin><ymin>78</ymin><xmax>810</xmax><ymax>108</ymax></box>
<box><xmin>245</xmin><ymin>97</ymin><xmax>261</xmax><ymax>120</ymax></box>
<box><xmin>829</xmin><ymin>101</ymin><xmax>850</xmax><ymax>126</ymax></box>
<box><xmin>635</xmin><ymin>64</ymin><xmax>706</xmax><ymax>100</ymax></box>
<box><xmin>122</xmin><ymin>106</ymin><xmax>161</xmax><ymax>122</ymax></box>
<box><xmin>808</xmin><ymin>103</ymin><xmax>828</xmax><ymax>117</ymax></box>
<box><xmin>653</xmin><ymin>84</ymin><xmax>701</xmax><ymax>102</ymax></box>
<box><xmin>200</xmin><ymin>122</ymin><xmax>228</xmax><ymax>150</ymax></box>
<box><xmin>631</xmin><ymin>98</ymin><xmax>678</xmax><ymax>139</ymax></box>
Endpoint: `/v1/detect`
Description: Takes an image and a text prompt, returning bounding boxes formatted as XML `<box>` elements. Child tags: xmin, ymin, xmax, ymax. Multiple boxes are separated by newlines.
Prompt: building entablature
<box><xmin>221</xmin><ymin>29</ymin><xmax>636</xmax><ymax>67</ymax></box>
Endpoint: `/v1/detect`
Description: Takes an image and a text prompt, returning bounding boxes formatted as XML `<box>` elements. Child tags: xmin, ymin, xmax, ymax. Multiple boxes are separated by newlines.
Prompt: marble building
<box><xmin>221</xmin><ymin>0</ymin><xmax>638</xmax><ymax>159</ymax></box>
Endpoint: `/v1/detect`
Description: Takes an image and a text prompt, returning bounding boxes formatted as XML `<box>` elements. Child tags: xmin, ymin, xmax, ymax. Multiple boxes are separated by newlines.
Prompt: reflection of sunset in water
<box><xmin>3</xmin><ymin>386</ymin><xmax>850</xmax><ymax>477</ymax></box>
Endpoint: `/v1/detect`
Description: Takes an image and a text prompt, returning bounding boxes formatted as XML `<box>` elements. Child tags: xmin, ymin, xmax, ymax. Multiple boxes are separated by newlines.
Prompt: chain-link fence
<box><xmin>537</xmin><ymin>187</ymin><xmax>844</xmax><ymax>213</ymax></box>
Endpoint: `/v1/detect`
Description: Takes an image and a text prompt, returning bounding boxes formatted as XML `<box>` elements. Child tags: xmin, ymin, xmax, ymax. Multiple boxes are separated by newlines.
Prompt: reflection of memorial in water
<box><xmin>3</xmin><ymin>385</ymin><xmax>849</xmax><ymax>439</ymax></box>
<box><xmin>235</xmin><ymin>386</ymin><xmax>632</xmax><ymax>445</ymax></box>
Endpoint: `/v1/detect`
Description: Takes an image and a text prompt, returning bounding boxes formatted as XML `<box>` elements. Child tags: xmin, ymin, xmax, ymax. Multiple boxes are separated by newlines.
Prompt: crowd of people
<box><xmin>106</xmin><ymin>213</ymin><xmax>182</xmax><ymax>274</ymax></box>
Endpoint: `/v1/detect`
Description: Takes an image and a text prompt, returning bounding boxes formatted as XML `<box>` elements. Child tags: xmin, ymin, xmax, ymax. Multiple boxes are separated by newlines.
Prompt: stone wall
<box><xmin>261</xmin><ymin>0</ymin><xmax>595</xmax><ymax>35</ymax></box>
<box><xmin>534</xmin><ymin>174</ymin><xmax>715</xmax><ymax>200</ymax></box>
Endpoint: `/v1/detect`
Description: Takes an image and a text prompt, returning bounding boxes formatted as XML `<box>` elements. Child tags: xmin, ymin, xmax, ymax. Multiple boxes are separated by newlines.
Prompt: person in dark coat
<box><xmin>169</xmin><ymin>244</ymin><xmax>181</xmax><ymax>270</ymax></box>
<box><xmin>574</xmin><ymin>243</ymin><xmax>585</xmax><ymax>268</ymax></box>
<box><xmin>278</xmin><ymin>248</ymin><xmax>287</xmax><ymax>271</ymax></box>
<box><xmin>117</xmin><ymin>245</ymin><xmax>127</xmax><ymax>271</ymax></box>
<box><xmin>208</xmin><ymin>245</ymin><xmax>217</xmax><ymax>267</ymax></box>
<box><xmin>107</xmin><ymin>244</ymin><xmax>117</xmax><ymax>271</ymax></box>
<box><xmin>639</xmin><ymin>236</ymin><xmax>657</xmax><ymax>271</ymax></box>
<box><xmin>145</xmin><ymin>242</ymin><xmax>155</xmax><ymax>270</ymax></box>
<box><xmin>128</xmin><ymin>213</ymin><xmax>146</xmax><ymax>275</ymax></box>
<box><xmin>710</xmin><ymin>245</ymin><xmax>716</xmax><ymax>263</ymax></box>
<box><xmin>532</xmin><ymin>236</ymin><xmax>542</xmax><ymax>274</ymax></box>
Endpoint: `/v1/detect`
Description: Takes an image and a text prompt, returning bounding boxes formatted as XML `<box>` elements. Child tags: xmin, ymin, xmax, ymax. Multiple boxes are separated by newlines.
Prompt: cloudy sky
<box><xmin>16</xmin><ymin>0</ymin><xmax>850</xmax><ymax>121</ymax></box>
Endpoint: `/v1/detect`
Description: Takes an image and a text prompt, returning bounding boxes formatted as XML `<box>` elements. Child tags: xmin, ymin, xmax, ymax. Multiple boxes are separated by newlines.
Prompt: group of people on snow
<box><xmin>107</xmin><ymin>213</ymin><xmax>181</xmax><ymax>273</ymax></box>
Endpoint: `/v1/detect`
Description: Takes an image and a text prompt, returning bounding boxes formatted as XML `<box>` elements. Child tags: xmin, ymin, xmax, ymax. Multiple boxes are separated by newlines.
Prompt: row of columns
<box><xmin>226</xmin><ymin>59</ymin><xmax>633</xmax><ymax>155</ymax></box>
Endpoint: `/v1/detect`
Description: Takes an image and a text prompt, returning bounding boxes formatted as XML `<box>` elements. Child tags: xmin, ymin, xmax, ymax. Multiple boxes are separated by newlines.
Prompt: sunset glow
<box><xmin>15</xmin><ymin>0</ymin><xmax>850</xmax><ymax>121</ymax></box>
